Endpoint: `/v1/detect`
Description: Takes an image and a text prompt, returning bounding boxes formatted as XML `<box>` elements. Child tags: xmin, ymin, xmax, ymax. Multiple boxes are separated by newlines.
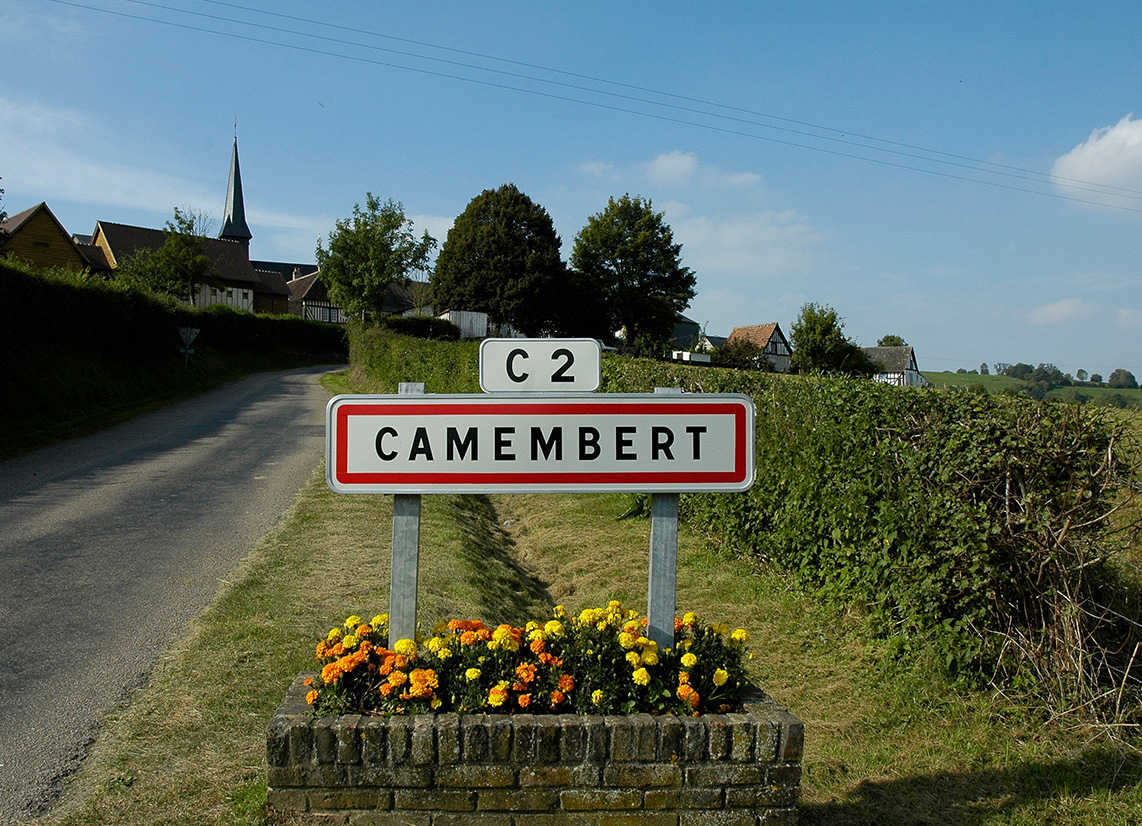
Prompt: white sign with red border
<box><xmin>326</xmin><ymin>393</ymin><xmax>754</xmax><ymax>494</ymax></box>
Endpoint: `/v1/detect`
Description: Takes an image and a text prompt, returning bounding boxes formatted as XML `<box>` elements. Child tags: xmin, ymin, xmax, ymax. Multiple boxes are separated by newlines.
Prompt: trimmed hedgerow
<box><xmin>599</xmin><ymin>358</ymin><xmax>1138</xmax><ymax>696</ymax></box>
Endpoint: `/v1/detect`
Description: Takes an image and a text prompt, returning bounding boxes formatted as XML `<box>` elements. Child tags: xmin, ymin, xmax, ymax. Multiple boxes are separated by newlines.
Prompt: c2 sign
<box><xmin>479</xmin><ymin>338</ymin><xmax>601</xmax><ymax>393</ymax></box>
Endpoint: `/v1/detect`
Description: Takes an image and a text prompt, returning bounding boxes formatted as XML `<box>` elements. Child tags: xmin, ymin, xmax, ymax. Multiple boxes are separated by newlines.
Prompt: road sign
<box><xmin>479</xmin><ymin>338</ymin><xmax>601</xmax><ymax>393</ymax></box>
<box><xmin>326</xmin><ymin>393</ymin><xmax>754</xmax><ymax>494</ymax></box>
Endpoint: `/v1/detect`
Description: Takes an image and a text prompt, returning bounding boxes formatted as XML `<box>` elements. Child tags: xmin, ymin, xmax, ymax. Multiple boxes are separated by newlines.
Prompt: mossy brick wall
<box><xmin>266</xmin><ymin>674</ymin><xmax>803</xmax><ymax>825</ymax></box>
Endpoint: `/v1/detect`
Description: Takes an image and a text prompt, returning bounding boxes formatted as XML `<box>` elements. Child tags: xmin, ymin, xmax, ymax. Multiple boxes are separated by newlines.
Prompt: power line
<box><xmin>48</xmin><ymin>0</ymin><xmax>1142</xmax><ymax>214</ymax></box>
<box><xmin>188</xmin><ymin>0</ymin><xmax>1142</xmax><ymax>202</ymax></box>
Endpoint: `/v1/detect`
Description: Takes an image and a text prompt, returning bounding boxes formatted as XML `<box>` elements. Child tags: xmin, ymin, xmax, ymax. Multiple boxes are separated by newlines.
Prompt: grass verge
<box><xmin>31</xmin><ymin>475</ymin><xmax>1142</xmax><ymax>825</ymax></box>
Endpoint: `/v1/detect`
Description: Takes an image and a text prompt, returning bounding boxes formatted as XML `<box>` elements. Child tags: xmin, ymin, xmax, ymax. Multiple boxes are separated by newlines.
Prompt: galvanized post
<box><xmin>390</xmin><ymin>382</ymin><xmax>424</xmax><ymax>644</ymax></box>
<box><xmin>648</xmin><ymin>387</ymin><xmax>683</xmax><ymax>651</ymax></box>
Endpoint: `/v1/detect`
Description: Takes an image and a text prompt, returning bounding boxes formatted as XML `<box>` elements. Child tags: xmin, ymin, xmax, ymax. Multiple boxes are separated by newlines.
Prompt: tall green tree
<box><xmin>877</xmin><ymin>334</ymin><xmax>907</xmax><ymax>347</ymax></box>
<box><xmin>571</xmin><ymin>194</ymin><xmax>696</xmax><ymax>352</ymax></box>
<box><xmin>316</xmin><ymin>194</ymin><xmax>436</xmax><ymax>323</ymax></box>
<box><xmin>116</xmin><ymin>207</ymin><xmax>216</xmax><ymax>303</ymax></box>
<box><xmin>1107</xmin><ymin>368</ymin><xmax>1138</xmax><ymax>389</ymax></box>
<box><xmin>431</xmin><ymin>184</ymin><xmax>568</xmax><ymax>336</ymax></box>
<box><xmin>790</xmin><ymin>302</ymin><xmax>877</xmax><ymax>376</ymax></box>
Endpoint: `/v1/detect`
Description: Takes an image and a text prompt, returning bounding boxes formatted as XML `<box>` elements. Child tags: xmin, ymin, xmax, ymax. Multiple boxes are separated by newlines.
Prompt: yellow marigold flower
<box><xmin>678</xmin><ymin>671</ymin><xmax>690</xmax><ymax>685</ymax></box>
<box><xmin>327</xmin><ymin>628</ymin><xmax>342</xmax><ymax>641</ymax></box>
<box><xmin>618</xmin><ymin>632</ymin><xmax>637</xmax><ymax>649</ymax></box>
<box><xmin>432</xmin><ymin>621</ymin><xmax>448</xmax><ymax>634</ymax></box>
<box><xmin>682</xmin><ymin>612</ymin><xmax>699</xmax><ymax>627</ymax></box>
<box><xmin>607</xmin><ymin>599</ymin><xmax>623</xmax><ymax>612</ymax></box>
<box><xmin>425</xmin><ymin>637</ymin><xmax>443</xmax><ymax>653</ymax></box>
<box><xmin>591</xmin><ymin>689</ymin><xmax>604</xmax><ymax>706</ymax></box>
<box><xmin>579</xmin><ymin>608</ymin><xmax>601</xmax><ymax>625</ymax></box>
<box><xmin>488</xmin><ymin>681</ymin><xmax>510</xmax><ymax>707</ymax></box>
<box><xmin>431</xmin><ymin>697</ymin><xmax>442</xmax><ymax>709</ymax></box>
<box><xmin>344</xmin><ymin>615</ymin><xmax>363</xmax><ymax>629</ymax></box>
<box><xmin>595</xmin><ymin>620</ymin><xmax>609</xmax><ymax>632</ymax></box>
<box><xmin>713</xmin><ymin>668</ymin><xmax>730</xmax><ymax>687</ymax></box>
<box><xmin>553</xmin><ymin>604</ymin><xmax>567</xmax><ymax>619</ymax></box>
<box><xmin>712</xmin><ymin>622</ymin><xmax>729</xmax><ymax>635</ymax></box>
<box><xmin>306</xmin><ymin>690</ymin><xmax>319</xmax><ymax>704</ymax></box>
<box><xmin>626</xmin><ymin>651</ymin><xmax>642</xmax><ymax>667</ymax></box>
<box><xmin>388</xmin><ymin>670</ymin><xmax>408</xmax><ymax>687</ymax></box>
<box><xmin>642</xmin><ymin>650</ymin><xmax>659</xmax><ymax>666</ymax></box>
<box><xmin>437</xmin><ymin>648</ymin><xmax>452</xmax><ymax>660</ymax></box>
<box><xmin>544</xmin><ymin>619</ymin><xmax>564</xmax><ymax>637</ymax></box>
<box><xmin>466</xmin><ymin>667</ymin><xmax>482</xmax><ymax>681</ymax></box>
<box><xmin>636</xmin><ymin>636</ymin><xmax>653</xmax><ymax>650</ymax></box>
<box><xmin>371</xmin><ymin>614</ymin><xmax>388</xmax><ymax>629</ymax></box>
<box><xmin>394</xmin><ymin>638</ymin><xmax>418</xmax><ymax>657</ymax></box>
<box><xmin>341</xmin><ymin>634</ymin><xmax>358</xmax><ymax>649</ymax></box>
<box><xmin>681</xmin><ymin>652</ymin><xmax>698</xmax><ymax>669</ymax></box>
<box><xmin>731</xmin><ymin>628</ymin><xmax>749</xmax><ymax>644</ymax></box>
<box><xmin>632</xmin><ymin>667</ymin><xmax>651</xmax><ymax>686</ymax></box>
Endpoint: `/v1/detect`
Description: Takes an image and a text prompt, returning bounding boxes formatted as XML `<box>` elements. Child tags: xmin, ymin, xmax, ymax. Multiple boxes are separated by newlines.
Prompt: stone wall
<box><xmin>267</xmin><ymin>673</ymin><xmax>803</xmax><ymax>825</ymax></box>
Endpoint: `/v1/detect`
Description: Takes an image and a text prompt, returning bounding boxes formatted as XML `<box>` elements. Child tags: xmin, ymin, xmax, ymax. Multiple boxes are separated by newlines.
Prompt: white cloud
<box><xmin>1028</xmin><ymin>297</ymin><xmax>1098</xmax><ymax>325</ymax></box>
<box><xmin>1052</xmin><ymin>114</ymin><xmax>1142</xmax><ymax>209</ymax></box>
<box><xmin>579</xmin><ymin>161</ymin><xmax>617</xmax><ymax>179</ymax></box>
<box><xmin>703</xmin><ymin>170</ymin><xmax>762</xmax><ymax>188</ymax></box>
<box><xmin>646</xmin><ymin>150</ymin><xmax>699</xmax><ymax>185</ymax></box>
<box><xmin>677</xmin><ymin>210</ymin><xmax>826</xmax><ymax>283</ymax></box>
<box><xmin>1117</xmin><ymin>307</ymin><xmax>1142</xmax><ymax>328</ymax></box>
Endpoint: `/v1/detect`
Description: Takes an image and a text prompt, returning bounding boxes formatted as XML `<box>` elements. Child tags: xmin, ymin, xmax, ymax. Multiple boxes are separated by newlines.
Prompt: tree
<box><xmin>1076</xmin><ymin>369</ymin><xmax>1089</xmax><ymax>383</ymax></box>
<box><xmin>316</xmin><ymin>194</ymin><xmax>436</xmax><ymax>323</ymax></box>
<box><xmin>979</xmin><ymin>363</ymin><xmax>989</xmax><ymax>375</ymax></box>
<box><xmin>1107</xmin><ymin>368</ymin><xmax>1138</xmax><ymax>389</ymax></box>
<box><xmin>877</xmin><ymin>334</ymin><xmax>907</xmax><ymax>347</ymax></box>
<box><xmin>1090</xmin><ymin>373</ymin><xmax>1104</xmax><ymax>385</ymax></box>
<box><xmin>789</xmin><ymin>302</ymin><xmax>878</xmax><ymax>377</ymax></box>
<box><xmin>431</xmin><ymin>184</ymin><xmax>569</xmax><ymax>336</ymax></box>
<box><xmin>571</xmin><ymin>194</ymin><xmax>696</xmax><ymax>352</ymax></box>
<box><xmin>116</xmin><ymin>207</ymin><xmax>217</xmax><ymax>303</ymax></box>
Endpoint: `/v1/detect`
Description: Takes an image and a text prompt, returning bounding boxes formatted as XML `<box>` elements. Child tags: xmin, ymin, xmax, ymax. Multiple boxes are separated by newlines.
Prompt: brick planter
<box><xmin>266</xmin><ymin>673</ymin><xmax>803</xmax><ymax>825</ymax></box>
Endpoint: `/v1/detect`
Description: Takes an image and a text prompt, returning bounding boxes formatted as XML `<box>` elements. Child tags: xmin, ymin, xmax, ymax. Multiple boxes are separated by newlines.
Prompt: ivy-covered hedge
<box><xmin>599</xmin><ymin>358</ymin><xmax>1138</xmax><ymax>692</ymax></box>
<box><xmin>344</xmin><ymin>329</ymin><xmax>1139</xmax><ymax>696</ymax></box>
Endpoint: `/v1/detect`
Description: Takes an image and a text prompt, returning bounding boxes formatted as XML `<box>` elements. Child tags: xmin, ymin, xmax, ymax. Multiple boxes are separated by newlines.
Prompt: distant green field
<box><xmin>923</xmin><ymin>371</ymin><xmax>1142</xmax><ymax>406</ymax></box>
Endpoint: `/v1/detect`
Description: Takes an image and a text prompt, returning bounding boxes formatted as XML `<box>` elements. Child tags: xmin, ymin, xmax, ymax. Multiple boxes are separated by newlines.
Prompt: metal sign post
<box><xmin>648</xmin><ymin>387</ymin><xmax>683</xmax><ymax>651</ymax></box>
<box><xmin>390</xmin><ymin>382</ymin><xmax>423</xmax><ymax>645</ymax></box>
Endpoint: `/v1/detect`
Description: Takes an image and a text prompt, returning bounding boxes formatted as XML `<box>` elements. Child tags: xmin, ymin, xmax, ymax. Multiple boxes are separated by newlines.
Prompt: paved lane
<box><xmin>0</xmin><ymin>366</ymin><xmax>338</xmax><ymax>824</ymax></box>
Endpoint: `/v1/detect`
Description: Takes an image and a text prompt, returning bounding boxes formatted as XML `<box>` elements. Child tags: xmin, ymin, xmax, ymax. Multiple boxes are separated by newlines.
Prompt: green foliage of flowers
<box><xmin>304</xmin><ymin>602</ymin><xmax>751</xmax><ymax>717</ymax></box>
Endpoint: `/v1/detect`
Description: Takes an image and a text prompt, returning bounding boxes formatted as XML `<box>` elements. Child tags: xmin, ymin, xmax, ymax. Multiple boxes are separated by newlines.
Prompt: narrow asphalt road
<box><xmin>0</xmin><ymin>365</ymin><xmax>339</xmax><ymax>824</ymax></box>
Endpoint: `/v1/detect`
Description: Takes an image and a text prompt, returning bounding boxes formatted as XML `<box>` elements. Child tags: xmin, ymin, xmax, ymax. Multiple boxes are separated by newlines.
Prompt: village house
<box><xmin>862</xmin><ymin>345</ymin><xmax>930</xmax><ymax>387</ymax></box>
<box><xmin>725</xmin><ymin>322</ymin><xmax>794</xmax><ymax>373</ymax></box>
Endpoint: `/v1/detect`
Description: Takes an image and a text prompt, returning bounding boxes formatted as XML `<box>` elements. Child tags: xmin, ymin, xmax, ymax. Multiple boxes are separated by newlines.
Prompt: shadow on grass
<box><xmin>800</xmin><ymin>745</ymin><xmax>1142</xmax><ymax>825</ymax></box>
<box><xmin>446</xmin><ymin>494</ymin><xmax>553</xmax><ymax>626</ymax></box>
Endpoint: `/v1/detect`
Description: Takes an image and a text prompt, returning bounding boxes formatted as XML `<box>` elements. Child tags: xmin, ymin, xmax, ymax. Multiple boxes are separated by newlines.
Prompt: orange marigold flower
<box><xmin>306</xmin><ymin>690</ymin><xmax>319</xmax><ymax>704</ymax></box>
<box><xmin>477</xmin><ymin>628</ymin><xmax>494</xmax><ymax>642</ymax></box>
<box><xmin>515</xmin><ymin>663</ymin><xmax>538</xmax><ymax>684</ymax></box>
<box><xmin>356</xmin><ymin>624</ymin><xmax>373</xmax><ymax>636</ymax></box>
<box><xmin>550</xmin><ymin>690</ymin><xmax>565</xmax><ymax>705</ymax></box>
<box><xmin>674</xmin><ymin>616</ymin><xmax>684</xmax><ymax>633</ymax></box>
<box><xmin>530</xmin><ymin>638</ymin><xmax>546</xmax><ymax>654</ymax></box>
<box><xmin>380</xmin><ymin>682</ymin><xmax>395</xmax><ymax>697</ymax></box>
<box><xmin>388</xmin><ymin>670</ymin><xmax>408</xmax><ymax>687</ymax></box>
<box><xmin>517</xmin><ymin>693</ymin><xmax>531</xmax><ymax>708</ymax></box>
<box><xmin>460</xmin><ymin>631</ymin><xmax>478</xmax><ymax>646</ymax></box>
<box><xmin>558</xmin><ymin>674</ymin><xmax>575</xmax><ymax>692</ymax></box>
<box><xmin>303</xmin><ymin>677</ymin><xmax>314</xmax><ymax>686</ymax></box>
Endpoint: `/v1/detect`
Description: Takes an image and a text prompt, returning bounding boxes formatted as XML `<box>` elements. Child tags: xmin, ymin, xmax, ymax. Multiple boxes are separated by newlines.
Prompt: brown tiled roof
<box><xmin>286</xmin><ymin>270</ymin><xmax>323</xmax><ymax>300</ymax></box>
<box><xmin>727</xmin><ymin>323</ymin><xmax>779</xmax><ymax>348</ymax></box>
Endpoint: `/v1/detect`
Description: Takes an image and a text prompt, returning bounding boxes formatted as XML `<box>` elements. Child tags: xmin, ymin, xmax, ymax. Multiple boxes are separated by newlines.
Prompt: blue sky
<box><xmin>4</xmin><ymin>1</ymin><xmax>1140</xmax><ymax>378</ymax></box>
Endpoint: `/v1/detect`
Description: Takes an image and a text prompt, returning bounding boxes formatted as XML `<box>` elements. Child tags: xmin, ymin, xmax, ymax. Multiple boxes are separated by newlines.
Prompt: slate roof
<box><xmin>863</xmin><ymin>345</ymin><xmax>918</xmax><ymax>373</ymax></box>
<box><xmin>93</xmin><ymin>220</ymin><xmax>267</xmax><ymax>288</ymax></box>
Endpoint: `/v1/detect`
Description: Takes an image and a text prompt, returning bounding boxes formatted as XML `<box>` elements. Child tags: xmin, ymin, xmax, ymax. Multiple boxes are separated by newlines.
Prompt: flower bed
<box><xmin>267</xmin><ymin>603</ymin><xmax>803</xmax><ymax>824</ymax></box>
<box><xmin>305</xmin><ymin>602</ymin><xmax>752</xmax><ymax>718</ymax></box>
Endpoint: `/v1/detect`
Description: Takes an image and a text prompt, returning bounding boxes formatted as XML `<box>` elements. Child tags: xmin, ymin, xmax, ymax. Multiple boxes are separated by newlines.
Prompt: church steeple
<box><xmin>219</xmin><ymin>137</ymin><xmax>252</xmax><ymax>253</ymax></box>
